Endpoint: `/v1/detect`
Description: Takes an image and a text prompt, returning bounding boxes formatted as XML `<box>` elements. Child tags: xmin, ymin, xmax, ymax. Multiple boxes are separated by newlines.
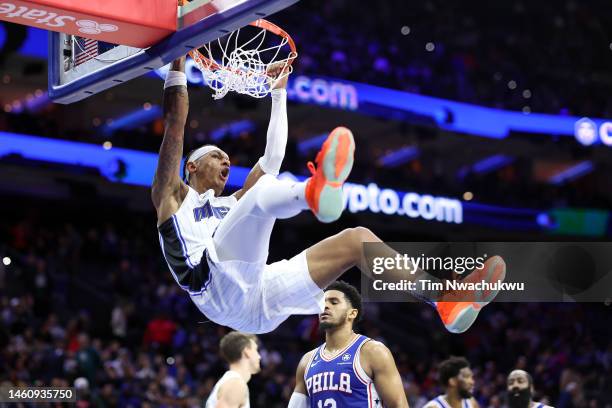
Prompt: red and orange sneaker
<box><xmin>435</xmin><ymin>255</ymin><xmax>507</xmax><ymax>333</ymax></box>
<box><xmin>305</xmin><ymin>126</ymin><xmax>355</xmax><ymax>223</ymax></box>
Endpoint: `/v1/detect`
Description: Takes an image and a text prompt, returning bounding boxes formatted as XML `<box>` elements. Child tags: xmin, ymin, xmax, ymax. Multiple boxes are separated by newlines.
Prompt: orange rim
<box><xmin>188</xmin><ymin>19</ymin><xmax>297</xmax><ymax>73</ymax></box>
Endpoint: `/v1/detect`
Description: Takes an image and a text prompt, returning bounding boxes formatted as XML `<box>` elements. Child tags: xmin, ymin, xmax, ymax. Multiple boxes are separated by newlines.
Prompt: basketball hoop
<box><xmin>188</xmin><ymin>19</ymin><xmax>297</xmax><ymax>99</ymax></box>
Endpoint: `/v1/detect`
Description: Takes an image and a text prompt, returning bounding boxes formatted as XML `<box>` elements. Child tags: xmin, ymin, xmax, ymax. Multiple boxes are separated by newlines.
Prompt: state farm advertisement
<box><xmin>0</xmin><ymin>0</ymin><xmax>176</xmax><ymax>47</ymax></box>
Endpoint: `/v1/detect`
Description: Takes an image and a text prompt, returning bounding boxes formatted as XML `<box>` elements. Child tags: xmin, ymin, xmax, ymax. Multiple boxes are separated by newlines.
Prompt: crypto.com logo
<box><xmin>0</xmin><ymin>2</ymin><xmax>118</xmax><ymax>35</ymax></box>
<box><xmin>575</xmin><ymin>118</ymin><xmax>597</xmax><ymax>146</ymax></box>
<box><xmin>574</xmin><ymin>117</ymin><xmax>612</xmax><ymax>147</ymax></box>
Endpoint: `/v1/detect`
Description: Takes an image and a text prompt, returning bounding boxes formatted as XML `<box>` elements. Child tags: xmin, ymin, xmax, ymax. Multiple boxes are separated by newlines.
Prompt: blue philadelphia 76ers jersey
<box><xmin>304</xmin><ymin>335</ymin><xmax>382</xmax><ymax>408</ymax></box>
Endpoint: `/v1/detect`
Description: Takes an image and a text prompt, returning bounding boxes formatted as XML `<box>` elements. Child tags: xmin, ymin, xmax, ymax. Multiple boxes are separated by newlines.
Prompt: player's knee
<box><xmin>254</xmin><ymin>173</ymin><xmax>275</xmax><ymax>188</ymax></box>
<box><xmin>351</xmin><ymin>226</ymin><xmax>375</xmax><ymax>242</ymax></box>
<box><xmin>342</xmin><ymin>226</ymin><xmax>375</xmax><ymax>251</ymax></box>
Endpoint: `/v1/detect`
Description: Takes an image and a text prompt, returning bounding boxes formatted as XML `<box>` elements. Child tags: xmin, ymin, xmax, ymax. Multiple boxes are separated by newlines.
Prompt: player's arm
<box><xmin>361</xmin><ymin>340</ymin><xmax>410</xmax><ymax>408</ymax></box>
<box><xmin>233</xmin><ymin>64</ymin><xmax>289</xmax><ymax>200</ymax></box>
<box><xmin>470</xmin><ymin>397</ymin><xmax>480</xmax><ymax>408</ymax></box>
<box><xmin>151</xmin><ymin>56</ymin><xmax>190</xmax><ymax>224</ymax></box>
<box><xmin>287</xmin><ymin>351</ymin><xmax>312</xmax><ymax>408</ymax></box>
<box><xmin>216</xmin><ymin>378</ymin><xmax>248</xmax><ymax>408</ymax></box>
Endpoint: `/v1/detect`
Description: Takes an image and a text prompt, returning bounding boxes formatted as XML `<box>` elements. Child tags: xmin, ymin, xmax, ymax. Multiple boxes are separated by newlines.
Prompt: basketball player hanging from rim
<box><xmin>152</xmin><ymin>55</ymin><xmax>507</xmax><ymax>335</ymax></box>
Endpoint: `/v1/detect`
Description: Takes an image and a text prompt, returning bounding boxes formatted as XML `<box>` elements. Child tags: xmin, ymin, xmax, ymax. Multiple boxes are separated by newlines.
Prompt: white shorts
<box><xmin>189</xmin><ymin>250</ymin><xmax>324</xmax><ymax>334</ymax></box>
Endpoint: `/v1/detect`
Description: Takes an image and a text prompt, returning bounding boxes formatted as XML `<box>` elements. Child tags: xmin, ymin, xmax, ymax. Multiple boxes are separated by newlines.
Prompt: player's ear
<box><xmin>242</xmin><ymin>342</ymin><xmax>254</xmax><ymax>359</ymax></box>
<box><xmin>348</xmin><ymin>308</ymin><xmax>358</xmax><ymax>321</ymax></box>
<box><xmin>187</xmin><ymin>161</ymin><xmax>198</xmax><ymax>176</ymax></box>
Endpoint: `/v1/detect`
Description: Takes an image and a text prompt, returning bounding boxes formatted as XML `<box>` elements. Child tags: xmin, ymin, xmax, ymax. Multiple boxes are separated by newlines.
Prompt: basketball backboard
<box><xmin>48</xmin><ymin>0</ymin><xmax>299</xmax><ymax>104</ymax></box>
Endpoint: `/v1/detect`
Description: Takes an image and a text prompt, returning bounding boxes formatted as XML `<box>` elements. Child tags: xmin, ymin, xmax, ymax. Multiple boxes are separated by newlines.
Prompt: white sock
<box><xmin>291</xmin><ymin>180</ymin><xmax>307</xmax><ymax>202</ymax></box>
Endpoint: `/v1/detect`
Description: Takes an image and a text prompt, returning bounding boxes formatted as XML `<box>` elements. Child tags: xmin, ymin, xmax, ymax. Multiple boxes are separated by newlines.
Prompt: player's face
<box><xmin>319</xmin><ymin>290</ymin><xmax>356</xmax><ymax>330</ymax></box>
<box><xmin>456</xmin><ymin>367</ymin><xmax>475</xmax><ymax>399</ymax></box>
<box><xmin>244</xmin><ymin>339</ymin><xmax>261</xmax><ymax>374</ymax></box>
<box><xmin>190</xmin><ymin>149</ymin><xmax>230</xmax><ymax>195</ymax></box>
<box><xmin>506</xmin><ymin>370</ymin><xmax>532</xmax><ymax>407</ymax></box>
<box><xmin>507</xmin><ymin>371</ymin><xmax>530</xmax><ymax>392</ymax></box>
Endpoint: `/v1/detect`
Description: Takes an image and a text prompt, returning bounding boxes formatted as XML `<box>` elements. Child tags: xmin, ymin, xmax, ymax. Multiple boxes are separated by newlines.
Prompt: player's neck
<box><xmin>192</xmin><ymin>182</ymin><xmax>210</xmax><ymax>195</ymax></box>
<box><xmin>189</xmin><ymin>178</ymin><xmax>217</xmax><ymax>196</ymax></box>
<box><xmin>444</xmin><ymin>391</ymin><xmax>464</xmax><ymax>408</ymax></box>
<box><xmin>324</xmin><ymin>327</ymin><xmax>356</xmax><ymax>354</ymax></box>
<box><xmin>229</xmin><ymin>362</ymin><xmax>252</xmax><ymax>383</ymax></box>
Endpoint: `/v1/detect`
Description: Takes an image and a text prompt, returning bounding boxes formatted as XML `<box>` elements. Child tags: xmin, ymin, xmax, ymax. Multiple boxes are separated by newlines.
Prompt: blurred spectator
<box><xmin>143</xmin><ymin>313</ymin><xmax>178</xmax><ymax>351</ymax></box>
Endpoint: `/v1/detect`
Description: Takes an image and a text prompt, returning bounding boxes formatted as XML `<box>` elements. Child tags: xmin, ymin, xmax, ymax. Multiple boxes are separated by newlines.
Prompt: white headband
<box><xmin>184</xmin><ymin>145</ymin><xmax>222</xmax><ymax>181</ymax></box>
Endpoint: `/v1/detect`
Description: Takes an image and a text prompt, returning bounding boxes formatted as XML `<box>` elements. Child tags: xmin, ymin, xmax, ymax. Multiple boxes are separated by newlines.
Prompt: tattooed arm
<box><xmin>151</xmin><ymin>57</ymin><xmax>190</xmax><ymax>225</ymax></box>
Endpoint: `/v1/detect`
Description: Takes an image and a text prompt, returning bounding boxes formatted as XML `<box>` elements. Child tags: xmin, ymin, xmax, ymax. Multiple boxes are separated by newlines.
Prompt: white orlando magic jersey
<box><xmin>158</xmin><ymin>184</ymin><xmax>324</xmax><ymax>333</ymax></box>
<box><xmin>304</xmin><ymin>335</ymin><xmax>382</xmax><ymax>408</ymax></box>
<box><xmin>158</xmin><ymin>187</ymin><xmax>236</xmax><ymax>295</ymax></box>
<box><xmin>205</xmin><ymin>371</ymin><xmax>250</xmax><ymax>408</ymax></box>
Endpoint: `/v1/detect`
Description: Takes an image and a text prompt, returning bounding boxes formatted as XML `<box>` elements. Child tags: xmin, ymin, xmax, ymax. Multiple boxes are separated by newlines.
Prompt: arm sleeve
<box><xmin>287</xmin><ymin>392</ymin><xmax>309</xmax><ymax>408</ymax></box>
<box><xmin>257</xmin><ymin>88</ymin><xmax>288</xmax><ymax>176</ymax></box>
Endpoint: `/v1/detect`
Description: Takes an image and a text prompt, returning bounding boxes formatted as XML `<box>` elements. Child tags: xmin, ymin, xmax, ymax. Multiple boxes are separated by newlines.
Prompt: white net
<box><xmin>190</xmin><ymin>20</ymin><xmax>297</xmax><ymax>99</ymax></box>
